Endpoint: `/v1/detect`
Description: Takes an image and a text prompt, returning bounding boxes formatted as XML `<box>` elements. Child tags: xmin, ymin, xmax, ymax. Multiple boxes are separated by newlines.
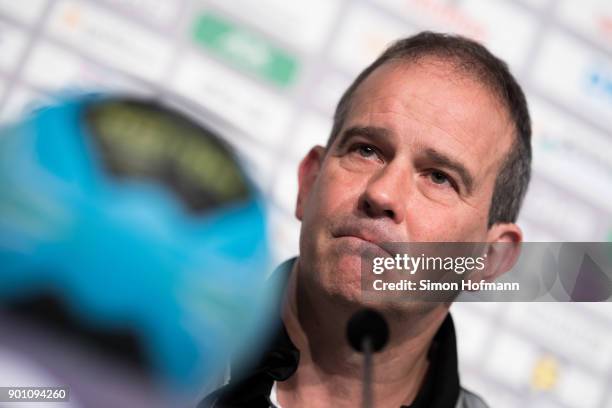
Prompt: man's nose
<box><xmin>359</xmin><ymin>163</ymin><xmax>408</xmax><ymax>224</ymax></box>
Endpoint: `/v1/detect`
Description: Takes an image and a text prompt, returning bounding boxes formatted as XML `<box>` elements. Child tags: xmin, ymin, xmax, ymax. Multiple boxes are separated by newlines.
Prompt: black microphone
<box><xmin>346</xmin><ymin>308</ymin><xmax>389</xmax><ymax>408</ymax></box>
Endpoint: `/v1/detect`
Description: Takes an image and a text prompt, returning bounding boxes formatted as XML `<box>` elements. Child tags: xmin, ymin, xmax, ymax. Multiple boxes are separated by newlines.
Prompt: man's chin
<box><xmin>319</xmin><ymin>261</ymin><xmax>439</xmax><ymax>312</ymax></box>
<box><xmin>307</xmin><ymin>254</ymin><xmax>362</xmax><ymax>304</ymax></box>
<box><xmin>326</xmin><ymin>236</ymin><xmax>383</xmax><ymax>271</ymax></box>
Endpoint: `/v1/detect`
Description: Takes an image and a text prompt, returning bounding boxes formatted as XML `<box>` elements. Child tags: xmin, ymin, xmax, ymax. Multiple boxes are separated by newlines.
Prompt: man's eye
<box><xmin>430</xmin><ymin>171</ymin><xmax>449</xmax><ymax>184</ymax></box>
<box><xmin>354</xmin><ymin>144</ymin><xmax>378</xmax><ymax>158</ymax></box>
<box><xmin>428</xmin><ymin>171</ymin><xmax>457</xmax><ymax>191</ymax></box>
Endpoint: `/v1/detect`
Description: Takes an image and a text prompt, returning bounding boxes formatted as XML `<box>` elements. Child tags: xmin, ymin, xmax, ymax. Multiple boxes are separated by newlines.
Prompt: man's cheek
<box><xmin>407</xmin><ymin>210</ymin><xmax>463</xmax><ymax>241</ymax></box>
<box><xmin>303</xmin><ymin>178</ymin><xmax>329</xmax><ymax>217</ymax></box>
<box><xmin>430</xmin><ymin>216</ymin><xmax>485</xmax><ymax>241</ymax></box>
<box><xmin>318</xmin><ymin>176</ymin><xmax>357</xmax><ymax>212</ymax></box>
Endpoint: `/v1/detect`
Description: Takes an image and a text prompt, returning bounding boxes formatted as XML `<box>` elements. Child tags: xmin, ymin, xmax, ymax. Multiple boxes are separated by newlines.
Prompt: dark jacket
<box><xmin>200</xmin><ymin>259</ymin><xmax>489</xmax><ymax>408</ymax></box>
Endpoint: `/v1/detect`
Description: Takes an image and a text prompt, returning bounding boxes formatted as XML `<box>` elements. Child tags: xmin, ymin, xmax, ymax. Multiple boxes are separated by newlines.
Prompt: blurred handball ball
<box><xmin>0</xmin><ymin>95</ymin><xmax>275</xmax><ymax>392</ymax></box>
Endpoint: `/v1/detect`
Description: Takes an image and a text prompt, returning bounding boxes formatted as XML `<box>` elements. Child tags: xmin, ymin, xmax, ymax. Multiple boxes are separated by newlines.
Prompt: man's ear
<box><xmin>479</xmin><ymin>223</ymin><xmax>523</xmax><ymax>282</ymax></box>
<box><xmin>295</xmin><ymin>146</ymin><xmax>326</xmax><ymax>221</ymax></box>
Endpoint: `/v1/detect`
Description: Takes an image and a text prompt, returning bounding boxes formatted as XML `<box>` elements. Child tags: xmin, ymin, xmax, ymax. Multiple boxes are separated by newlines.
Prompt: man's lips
<box><xmin>334</xmin><ymin>235</ymin><xmax>395</xmax><ymax>258</ymax></box>
<box><xmin>332</xmin><ymin>224</ymin><xmax>397</xmax><ymax>244</ymax></box>
<box><xmin>336</xmin><ymin>234</ymin><xmax>376</xmax><ymax>246</ymax></box>
<box><xmin>333</xmin><ymin>232</ymin><xmax>374</xmax><ymax>244</ymax></box>
<box><xmin>331</xmin><ymin>225</ymin><xmax>398</xmax><ymax>256</ymax></box>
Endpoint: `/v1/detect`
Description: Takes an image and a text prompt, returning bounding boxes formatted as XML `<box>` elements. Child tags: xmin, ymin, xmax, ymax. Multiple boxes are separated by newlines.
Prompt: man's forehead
<box><xmin>342</xmin><ymin>59</ymin><xmax>515</xmax><ymax>183</ymax></box>
<box><xmin>350</xmin><ymin>58</ymin><xmax>509</xmax><ymax>126</ymax></box>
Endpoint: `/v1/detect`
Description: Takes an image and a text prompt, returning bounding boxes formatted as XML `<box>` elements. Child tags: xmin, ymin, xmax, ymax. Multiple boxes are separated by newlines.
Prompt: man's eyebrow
<box><xmin>336</xmin><ymin>127</ymin><xmax>475</xmax><ymax>193</ymax></box>
<box><xmin>336</xmin><ymin>126</ymin><xmax>392</xmax><ymax>150</ymax></box>
<box><xmin>424</xmin><ymin>148</ymin><xmax>474</xmax><ymax>194</ymax></box>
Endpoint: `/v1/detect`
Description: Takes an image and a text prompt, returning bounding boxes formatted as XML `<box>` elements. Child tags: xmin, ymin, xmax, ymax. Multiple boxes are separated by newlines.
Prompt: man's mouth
<box><xmin>331</xmin><ymin>225</ymin><xmax>397</xmax><ymax>257</ymax></box>
<box><xmin>335</xmin><ymin>232</ymin><xmax>376</xmax><ymax>245</ymax></box>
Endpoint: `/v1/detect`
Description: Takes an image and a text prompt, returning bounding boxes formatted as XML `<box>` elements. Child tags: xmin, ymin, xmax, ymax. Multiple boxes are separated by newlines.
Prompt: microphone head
<box><xmin>346</xmin><ymin>308</ymin><xmax>389</xmax><ymax>353</ymax></box>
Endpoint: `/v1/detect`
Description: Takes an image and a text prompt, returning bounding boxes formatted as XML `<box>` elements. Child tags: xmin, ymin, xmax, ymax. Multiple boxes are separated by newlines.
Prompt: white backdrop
<box><xmin>0</xmin><ymin>0</ymin><xmax>611</xmax><ymax>406</ymax></box>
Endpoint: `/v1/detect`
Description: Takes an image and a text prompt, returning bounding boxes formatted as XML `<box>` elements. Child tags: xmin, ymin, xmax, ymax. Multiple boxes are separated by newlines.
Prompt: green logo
<box><xmin>192</xmin><ymin>12</ymin><xmax>299</xmax><ymax>87</ymax></box>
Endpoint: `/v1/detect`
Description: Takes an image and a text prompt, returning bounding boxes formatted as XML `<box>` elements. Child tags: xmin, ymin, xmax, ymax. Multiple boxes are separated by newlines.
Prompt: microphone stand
<box><xmin>362</xmin><ymin>336</ymin><xmax>373</xmax><ymax>408</ymax></box>
<box><xmin>346</xmin><ymin>308</ymin><xmax>389</xmax><ymax>408</ymax></box>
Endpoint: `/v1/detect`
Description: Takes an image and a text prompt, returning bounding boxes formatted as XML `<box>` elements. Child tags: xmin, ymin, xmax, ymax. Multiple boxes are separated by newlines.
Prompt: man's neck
<box><xmin>276</xmin><ymin>259</ymin><xmax>450</xmax><ymax>408</ymax></box>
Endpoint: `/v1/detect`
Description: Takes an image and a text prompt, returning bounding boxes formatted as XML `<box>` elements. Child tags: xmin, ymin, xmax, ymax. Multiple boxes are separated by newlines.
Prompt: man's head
<box><xmin>295</xmin><ymin>32</ymin><xmax>531</xmax><ymax>305</ymax></box>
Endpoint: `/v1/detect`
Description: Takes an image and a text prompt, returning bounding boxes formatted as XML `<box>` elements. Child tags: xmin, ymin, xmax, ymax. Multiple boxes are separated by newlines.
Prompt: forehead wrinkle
<box><xmin>345</xmin><ymin>61</ymin><xmax>515</xmax><ymax>188</ymax></box>
<box><xmin>349</xmin><ymin>80</ymin><xmax>504</xmax><ymax>155</ymax></box>
<box><xmin>349</xmin><ymin>94</ymin><xmax>482</xmax><ymax>170</ymax></box>
<box><xmin>347</xmin><ymin>78</ymin><xmax>514</xmax><ymax>175</ymax></box>
<box><xmin>352</xmin><ymin>57</ymin><xmax>513</xmax><ymax>136</ymax></box>
<box><xmin>344</xmin><ymin>109</ymin><xmax>489</xmax><ymax>197</ymax></box>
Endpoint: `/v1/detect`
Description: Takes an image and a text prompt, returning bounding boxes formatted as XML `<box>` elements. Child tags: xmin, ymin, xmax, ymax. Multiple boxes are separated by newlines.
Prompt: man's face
<box><xmin>296</xmin><ymin>58</ymin><xmax>519</xmax><ymax>303</ymax></box>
